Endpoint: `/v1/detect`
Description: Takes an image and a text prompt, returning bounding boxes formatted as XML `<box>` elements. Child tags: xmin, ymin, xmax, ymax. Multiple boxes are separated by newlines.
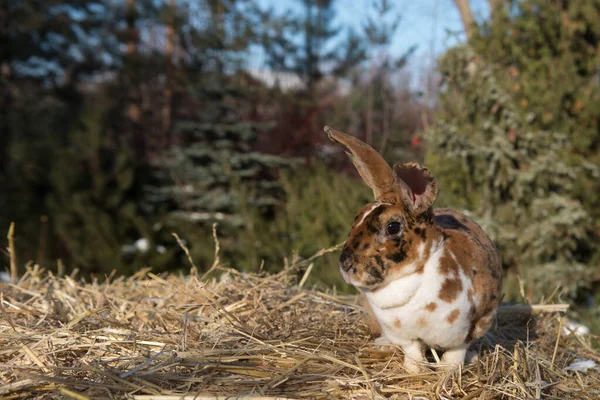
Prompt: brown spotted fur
<box><xmin>434</xmin><ymin>208</ymin><xmax>502</xmax><ymax>341</ymax></box>
<box><xmin>349</xmin><ymin>204</ymin><xmax>502</xmax><ymax>343</ymax></box>
<box><xmin>325</xmin><ymin>125</ymin><xmax>502</xmax><ymax>353</ymax></box>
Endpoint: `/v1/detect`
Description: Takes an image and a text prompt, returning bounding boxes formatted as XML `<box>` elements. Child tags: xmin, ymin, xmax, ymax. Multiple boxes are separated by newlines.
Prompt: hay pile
<box><xmin>1</xmin><ymin>251</ymin><xmax>599</xmax><ymax>399</ymax></box>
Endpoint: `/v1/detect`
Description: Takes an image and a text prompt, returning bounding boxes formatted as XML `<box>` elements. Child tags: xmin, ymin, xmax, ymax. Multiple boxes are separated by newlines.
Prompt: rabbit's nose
<box><xmin>339</xmin><ymin>247</ymin><xmax>354</xmax><ymax>272</ymax></box>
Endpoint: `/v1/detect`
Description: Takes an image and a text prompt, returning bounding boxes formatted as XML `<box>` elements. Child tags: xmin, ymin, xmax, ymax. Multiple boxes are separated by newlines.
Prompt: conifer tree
<box><xmin>147</xmin><ymin>0</ymin><xmax>296</xmax><ymax>270</ymax></box>
<box><xmin>426</xmin><ymin>0</ymin><xmax>600</xmax><ymax>301</ymax></box>
<box><xmin>0</xmin><ymin>0</ymin><xmax>120</xmax><ymax>265</ymax></box>
<box><xmin>46</xmin><ymin>98</ymin><xmax>146</xmax><ymax>275</ymax></box>
<box><xmin>258</xmin><ymin>0</ymin><xmax>366</xmax><ymax>95</ymax></box>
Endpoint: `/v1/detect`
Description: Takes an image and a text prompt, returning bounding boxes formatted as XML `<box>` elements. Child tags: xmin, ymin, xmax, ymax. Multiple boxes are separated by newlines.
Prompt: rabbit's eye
<box><xmin>386</xmin><ymin>222</ymin><xmax>402</xmax><ymax>235</ymax></box>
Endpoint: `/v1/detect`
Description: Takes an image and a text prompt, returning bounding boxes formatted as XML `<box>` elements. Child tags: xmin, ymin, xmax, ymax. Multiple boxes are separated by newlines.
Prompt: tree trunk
<box><xmin>453</xmin><ymin>0</ymin><xmax>475</xmax><ymax>40</ymax></box>
<box><xmin>125</xmin><ymin>0</ymin><xmax>140</xmax><ymax>124</ymax></box>
<box><xmin>124</xmin><ymin>0</ymin><xmax>146</xmax><ymax>161</ymax></box>
<box><xmin>126</xmin><ymin>0</ymin><xmax>137</xmax><ymax>58</ymax></box>
<box><xmin>366</xmin><ymin>70</ymin><xmax>374</xmax><ymax>146</ymax></box>
<box><xmin>378</xmin><ymin>78</ymin><xmax>391</xmax><ymax>155</ymax></box>
<box><xmin>163</xmin><ymin>0</ymin><xmax>175</xmax><ymax>138</ymax></box>
<box><xmin>305</xmin><ymin>0</ymin><xmax>316</xmax><ymax>98</ymax></box>
<box><xmin>0</xmin><ymin>1</ymin><xmax>12</xmax><ymax>174</ymax></box>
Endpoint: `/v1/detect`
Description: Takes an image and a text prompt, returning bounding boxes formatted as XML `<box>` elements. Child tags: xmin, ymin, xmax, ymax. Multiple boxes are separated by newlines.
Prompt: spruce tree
<box><xmin>146</xmin><ymin>0</ymin><xmax>296</xmax><ymax>270</ymax></box>
<box><xmin>46</xmin><ymin>98</ymin><xmax>147</xmax><ymax>276</ymax></box>
<box><xmin>425</xmin><ymin>0</ymin><xmax>600</xmax><ymax>302</ymax></box>
<box><xmin>257</xmin><ymin>0</ymin><xmax>366</xmax><ymax>95</ymax></box>
<box><xmin>0</xmin><ymin>0</ymin><xmax>120</xmax><ymax>266</ymax></box>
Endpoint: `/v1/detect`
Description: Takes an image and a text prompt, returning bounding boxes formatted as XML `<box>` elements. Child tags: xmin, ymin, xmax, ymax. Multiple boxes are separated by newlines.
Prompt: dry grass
<box><xmin>1</xmin><ymin>244</ymin><xmax>599</xmax><ymax>399</ymax></box>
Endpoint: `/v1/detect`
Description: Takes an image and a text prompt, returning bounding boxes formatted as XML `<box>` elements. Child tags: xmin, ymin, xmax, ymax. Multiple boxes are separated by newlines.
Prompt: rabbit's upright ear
<box><xmin>325</xmin><ymin>126</ymin><xmax>396</xmax><ymax>201</ymax></box>
<box><xmin>393</xmin><ymin>162</ymin><xmax>438</xmax><ymax>215</ymax></box>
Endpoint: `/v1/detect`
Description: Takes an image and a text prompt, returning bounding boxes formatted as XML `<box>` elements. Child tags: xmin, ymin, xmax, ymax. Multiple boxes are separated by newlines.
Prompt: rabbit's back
<box><xmin>434</xmin><ymin>208</ymin><xmax>502</xmax><ymax>341</ymax></box>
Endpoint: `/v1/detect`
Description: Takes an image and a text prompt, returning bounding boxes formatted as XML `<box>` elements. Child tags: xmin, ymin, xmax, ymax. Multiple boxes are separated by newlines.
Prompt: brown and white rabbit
<box><xmin>325</xmin><ymin>126</ymin><xmax>502</xmax><ymax>373</ymax></box>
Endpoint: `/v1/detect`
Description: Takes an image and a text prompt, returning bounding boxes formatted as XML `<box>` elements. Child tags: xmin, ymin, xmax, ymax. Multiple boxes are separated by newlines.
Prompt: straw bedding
<box><xmin>1</xmin><ymin>248</ymin><xmax>599</xmax><ymax>399</ymax></box>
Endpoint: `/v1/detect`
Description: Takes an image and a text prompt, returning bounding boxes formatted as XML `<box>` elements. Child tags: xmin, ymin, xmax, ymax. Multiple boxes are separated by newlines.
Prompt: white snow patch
<box><xmin>564</xmin><ymin>358</ymin><xmax>597</xmax><ymax>373</ymax></box>
<box><xmin>563</xmin><ymin>318</ymin><xmax>591</xmax><ymax>336</ymax></box>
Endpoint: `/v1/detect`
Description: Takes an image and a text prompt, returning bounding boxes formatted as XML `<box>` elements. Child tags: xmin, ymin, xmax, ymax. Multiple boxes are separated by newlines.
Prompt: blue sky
<box><xmin>251</xmin><ymin>0</ymin><xmax>491</xmax><ymax>84</ymax></box>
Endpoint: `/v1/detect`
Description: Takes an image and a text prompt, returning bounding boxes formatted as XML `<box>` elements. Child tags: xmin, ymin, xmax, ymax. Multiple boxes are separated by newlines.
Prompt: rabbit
<box><xmin>325</xmin><ymin>126</ymin><xmax>502</xmax><ymax>373</ymax></box>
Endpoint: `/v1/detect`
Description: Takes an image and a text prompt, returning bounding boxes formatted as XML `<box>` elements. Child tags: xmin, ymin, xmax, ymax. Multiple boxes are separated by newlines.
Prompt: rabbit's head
<box><xmin>326</xmin><ymin>126</ymin><xmax>440</xmax><ymax>291</ymax></box>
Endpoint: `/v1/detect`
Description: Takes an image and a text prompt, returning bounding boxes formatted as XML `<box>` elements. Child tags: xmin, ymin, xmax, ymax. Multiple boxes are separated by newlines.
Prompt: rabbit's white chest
<box><xmin>364</xmin><ymin>244</ymin><xmax>473</xmax><ymax>349</ymax></box>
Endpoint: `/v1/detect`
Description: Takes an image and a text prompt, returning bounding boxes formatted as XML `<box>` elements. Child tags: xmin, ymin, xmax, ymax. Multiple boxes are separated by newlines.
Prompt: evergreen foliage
<box><xmin>46</xmin><ymin>98</ymin><xmax>146</xmax><ymax>275</ymax></box>
<box><xmin>425</xmin><ymin>0</ymin><xmax>600</xmax><ymax>303</ymax></box>
<box><xmin>0</xmin><ymin>0</ymin><xmax>157</xmax><ymax>271</ymax></box>
<box><xmin>252</xmin><ymin>163</ymin><xmax>371</xmax><ymax>287</ymax></box>
<box><xmin>145</xmin><ymin>1</ymin><xmax>298</xmax><ymax>270</ymax></box>
<box><xmin>0</xmin><ymin>1</ymin><xmax>118</xmax><ymax>261</ymax></box>
<box><xmin>2</xmin><ymin>0</ymin><xmax>116</xmax><ymax>82</ymax></box>
<box><xmin>257</xmin><ymin>0</ymin><xmax>367</xmax><ymax>93</ymax></box>
<box><xmin>323</xmin><ymin>0</ymin><xmax>419</xmax><ymax>161</ymax></box>
<box><xmin>0</xmin><ymin>82</ymin><xmax>81</xmax><ymax>263</ymax></box>
<box><xmin>0</xmin><ymin>0</ymin><xmax>420</xmax><ymax>286</ymax></box>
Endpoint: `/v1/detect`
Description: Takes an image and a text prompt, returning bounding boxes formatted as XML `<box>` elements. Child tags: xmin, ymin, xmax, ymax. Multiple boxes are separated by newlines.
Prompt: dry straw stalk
<box><xmin>1</xmin><ymin>242</ymin><xmax>599</xmax><ymax>399</ymax></box>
